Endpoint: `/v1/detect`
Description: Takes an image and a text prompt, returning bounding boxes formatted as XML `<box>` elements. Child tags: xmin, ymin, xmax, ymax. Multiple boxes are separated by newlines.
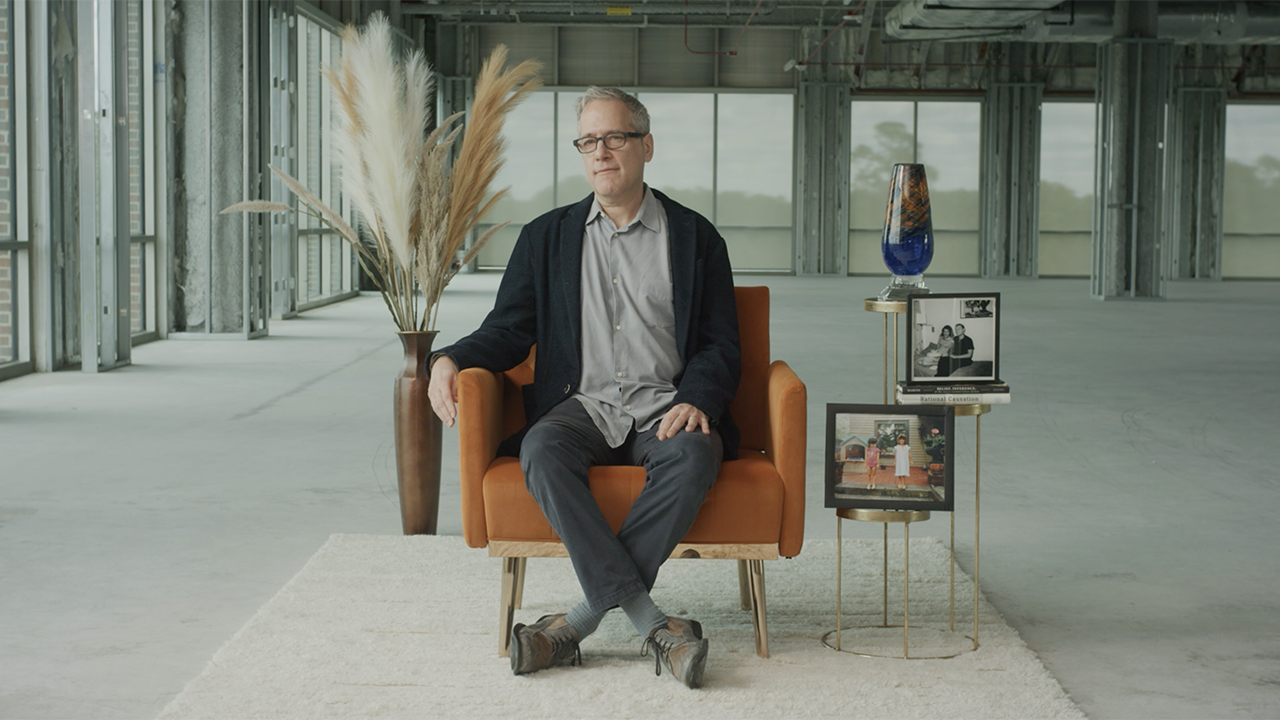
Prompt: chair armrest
<box><xmin>457</xmin><ymin>367</ymin><xmax>504</xmax><ymax>548</ymax></box>
<box><xmin>765</xmin><ymin>360</ymin><xmax>807</xmax><ymax>558</ymax></box>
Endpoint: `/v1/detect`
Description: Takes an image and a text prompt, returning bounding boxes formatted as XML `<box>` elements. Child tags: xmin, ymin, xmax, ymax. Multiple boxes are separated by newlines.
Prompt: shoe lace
<box><xmin>642</xmin><ymin>633</ymin><xmax>673</xmax><ymax>677</ymax></box>
<box><xmin>549</xmin><ymin>629</ymin><xmax>582</xmax><ymax>667</ymax></box>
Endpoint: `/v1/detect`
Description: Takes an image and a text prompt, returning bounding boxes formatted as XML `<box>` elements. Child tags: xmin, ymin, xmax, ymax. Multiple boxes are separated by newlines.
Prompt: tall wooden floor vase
<box><xmin>394</xmin><ymin>331</ymin><xmax>442</xmax><ymax>535</ymax></box>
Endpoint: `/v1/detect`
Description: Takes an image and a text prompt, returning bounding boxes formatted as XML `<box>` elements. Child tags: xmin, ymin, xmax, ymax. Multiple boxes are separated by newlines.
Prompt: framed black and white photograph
<box><xmin>824</xmin><ymin>403</ymin><xmax>955</xmax><ymax>511</ymax></box>
<box><xmin>907</xmin><ymin>292</ymin><xmax>1000</xmax><ymax>384</ymax></box>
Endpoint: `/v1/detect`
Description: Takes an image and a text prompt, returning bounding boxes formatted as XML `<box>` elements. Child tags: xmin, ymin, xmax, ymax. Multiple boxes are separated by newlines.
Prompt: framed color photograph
<box><xmin>907</xmin><ymin>292</ymin><xmax>1001</xmax><ymax>384</ymax></box>
<box><xmin>824</xmin><ymin>404</ymin><xmax>955</xmax><ymax>511</ymax></box>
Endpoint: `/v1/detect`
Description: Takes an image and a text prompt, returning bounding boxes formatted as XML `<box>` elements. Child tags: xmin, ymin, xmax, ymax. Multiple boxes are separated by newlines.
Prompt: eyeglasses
<box><xmin>571</xmin><ymin>132</ymin><xmax>645</xmax><ymax>154</ymax></box>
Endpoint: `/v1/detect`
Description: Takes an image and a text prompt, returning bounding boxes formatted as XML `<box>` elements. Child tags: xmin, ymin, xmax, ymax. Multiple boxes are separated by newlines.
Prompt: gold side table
<box><xmin>824</xmin><ymin>507</ymin><xmax>940</xmax><ymax>659</ymax></box>
<box><xmin>832</xmin><ymin>299</ymin><xmax>990</xmax><ymax>658</ymax></box>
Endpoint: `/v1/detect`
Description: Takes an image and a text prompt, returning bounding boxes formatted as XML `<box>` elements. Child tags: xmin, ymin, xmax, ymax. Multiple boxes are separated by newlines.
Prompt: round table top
<box><xmin>837</xmin><ymin>507</ymin><xmax>932</xmax><ymax>523</ymax></box>
<box><xmin>863</xmin><ymin>298</ymin><xmax>908</xmax><ymax>314</ymax></box>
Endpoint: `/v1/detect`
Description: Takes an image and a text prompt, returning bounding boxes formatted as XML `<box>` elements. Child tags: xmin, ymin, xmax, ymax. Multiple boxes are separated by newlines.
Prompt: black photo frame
<box><xmin>825</xmin><ymin>403</ymin><xmax>955</xmax><ymax>511</ymax></box>
<box><xmin>906</xmin><ymin>292</ymin><xmax>1001</xmax><ymax>384</ymax></box>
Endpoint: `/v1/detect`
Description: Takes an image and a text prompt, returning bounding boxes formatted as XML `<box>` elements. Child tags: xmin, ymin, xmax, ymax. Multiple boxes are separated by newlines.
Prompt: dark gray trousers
<box><xmin>520</xmin><ymin>399</ymin><xmax>723</xmax><ymax>613</ymax></box>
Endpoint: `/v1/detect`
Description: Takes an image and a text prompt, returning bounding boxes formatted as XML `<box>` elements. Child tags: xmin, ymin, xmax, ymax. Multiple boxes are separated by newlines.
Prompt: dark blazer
<box><xmin>437</xmin><ymin>189</ymin><xmax>742</xmax><ymax>459</ymax></box>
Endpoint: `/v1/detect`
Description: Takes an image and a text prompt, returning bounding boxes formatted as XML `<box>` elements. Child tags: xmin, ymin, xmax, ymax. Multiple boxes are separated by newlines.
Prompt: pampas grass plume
<box><xmin>223</xmin><ymin>17</ymin><xmax>541</xmax><ymax>333</ymax></box>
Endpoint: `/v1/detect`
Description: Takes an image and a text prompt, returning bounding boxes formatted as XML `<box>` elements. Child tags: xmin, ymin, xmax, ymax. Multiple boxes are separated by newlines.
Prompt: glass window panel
<box><xmin>1224</xmin><ymin>105</ymin><xmax>1280</xmax><ymax>236</ymax></box>
<box><xmin>557</xmin><ymin>92</ymin><xmax>593</xmax><ymax>206</ymax></box>
<box><xmin>849</xmin><ymin>102</ymin><xmax>913</xmax><ymax>274</ymax></box>
<box><xmin>1039</xmin><ymin>102</ymin><xmax>1096</xmax><ymax>277</ymax></box>
<box><xmin>1039</xmin><ymin>103</ymin><xmax>1096</xmax><ymax>232</ymax></box>
<box><xmin>1223</xmin><ymin>105</ymin><xmax>1280</xmax><ymax>278</ymax></box>
<box><xmin>916</xmin><ymin>102</ymin><xmax>980</xmax><ymax>232</ymax></box>
<box><xmin>850</xmin><ymin>101</ymin><xmax>914</xmax><ymax>231</ymax></box>
<box><xmin>717</xmin><ymin>94</ymin><xmax>793</xmax><ymax>272</ymax></box>
<box><xmin>716</xmin><ymin>94</ymin><xmax>792</xmax><ymax>227</ymax></box>
<box><xmin>487</xmin><ymin>92</ymin><xmax>554</xmax><ymax>225</ymax></box>
<box><xmin>290</xmin><ymin>19</ymin><xmax>356</xmax><ymax>303</ymax></box>
<box><xmin>330</xmin><ymin>32</ymin><xmax>344</xmax><ymax>223</ymax></box>
<box><xmin>720</xmin><ymin>228</ymin><xmax>792</xmax><ymax>271</ymax></box>
<box><xmin>474</xmin><ymin>92</ymin><xmax>555</xmax><ymax>268</ymax></box>
<box><xmin>298</xmin><ymin>17</ymin><xmax>321</xmax><ymax>231</ymax></box>
<box><xmin>476</xmin><ymin>223</ymin><xmax>524</xmax><ymax>269</ymax></box>
<box><xmin>637</xmin><ymin>93</ymin><xmax>713</xmax><ymax>218</ymax></box>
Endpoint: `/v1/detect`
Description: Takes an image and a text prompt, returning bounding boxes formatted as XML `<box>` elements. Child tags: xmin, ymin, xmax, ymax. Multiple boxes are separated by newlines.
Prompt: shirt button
<box><xmin>614</xmin><ymin>325</ymin><xmax>621</xmax><ymax>331</ymax></box>
<box><xmin>625</xmin><ymin>404</ymin><xmax>632</xmax><ymax>411</ymax></box>
<box><xmin>612</xmin><ymin>277</ymin><xmax>618</xmax><ymax>284</ymax></box>
<box><xmin>563</xmin><ymin>384</ymin><xmax>571</xmax><ymax>393</ymax></box>
<box><xmin>616</xmin><ymin>372</ymin><xmax>623</xmax><ymax>378</ymax></box>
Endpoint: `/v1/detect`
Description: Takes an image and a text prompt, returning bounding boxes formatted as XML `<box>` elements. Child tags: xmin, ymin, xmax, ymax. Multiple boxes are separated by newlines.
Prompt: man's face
<box><xmin>955</xmin><ymin>324</ymin><xmax>966</xmax><ymax>338</ymax></box>
<box><xmin>578</xmin><ymin>99</ymin><xmax>653</xmax><ymax>203</ymax></box>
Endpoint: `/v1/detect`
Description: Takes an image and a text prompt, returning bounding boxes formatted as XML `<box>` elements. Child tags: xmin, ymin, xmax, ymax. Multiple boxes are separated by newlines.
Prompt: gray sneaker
<box><xmin>643</xmin><ymin>616</ymin><xmax>709</xmax><ymax>689</ymax></box>
<box><xmin>510</xmin><ymin>613</ymin><xmax>581</xmax><ymax>675</ymax></box>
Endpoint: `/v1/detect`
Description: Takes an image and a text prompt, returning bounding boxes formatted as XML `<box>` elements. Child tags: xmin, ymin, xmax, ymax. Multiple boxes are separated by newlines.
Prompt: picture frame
<box><xmin>906</xmin><ymin>292</ymin><xmax>1001</xmax><ymax>384</ymax></box>
<box><xmin>824</xmin><ymin>403</ymin><xmax>955</xmax><ymax>511</ymax></box>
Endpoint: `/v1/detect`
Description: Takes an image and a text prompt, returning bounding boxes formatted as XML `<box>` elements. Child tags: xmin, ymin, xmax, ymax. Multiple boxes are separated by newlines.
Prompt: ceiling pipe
<box><xmin>401</xmin><ymin>2</ymin><xmax>780</xmax><ymax>16</ymax></box>
<box><xmin>885</xmin><ymin>0</ymin><xmax>1280</xmax><ymax>44</ymax></box>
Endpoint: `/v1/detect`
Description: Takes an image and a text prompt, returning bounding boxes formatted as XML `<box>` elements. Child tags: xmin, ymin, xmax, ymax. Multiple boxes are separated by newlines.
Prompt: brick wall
<box><xmin>127</xmin><ymin>0</ymin><xmax>144</xmax><ymax>332</ymax></box>
<box><xmin>0</xmin><ymin>0</ymin><xmax>14</xmax><ymax>362</ymax></box>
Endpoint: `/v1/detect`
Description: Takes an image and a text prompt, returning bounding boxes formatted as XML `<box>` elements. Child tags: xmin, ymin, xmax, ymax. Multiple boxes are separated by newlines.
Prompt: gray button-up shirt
<box><xmin>573</xmin><ymin>187</ymin><xmax>681</xmax><ymax>447</ymax></box>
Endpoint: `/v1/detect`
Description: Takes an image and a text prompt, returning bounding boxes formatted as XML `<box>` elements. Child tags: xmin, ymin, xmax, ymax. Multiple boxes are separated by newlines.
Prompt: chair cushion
<box><xmin>482</xmin><ymin>452</ymin><xmax>785</xmax><ymax>545</ymax></box>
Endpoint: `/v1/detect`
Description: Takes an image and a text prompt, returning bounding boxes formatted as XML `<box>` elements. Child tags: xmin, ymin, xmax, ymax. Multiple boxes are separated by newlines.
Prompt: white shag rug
<box><xmin>157</xmin><ymin>535</ymin><xmax>1083</xmax><ymax>719</ymax></box>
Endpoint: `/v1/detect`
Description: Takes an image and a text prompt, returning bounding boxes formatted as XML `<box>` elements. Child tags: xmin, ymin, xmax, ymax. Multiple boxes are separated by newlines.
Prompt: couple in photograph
<box><xmin>919</xmin><ymin>323</ymin><xmax>974</xmax><ymax>377</ymax></box>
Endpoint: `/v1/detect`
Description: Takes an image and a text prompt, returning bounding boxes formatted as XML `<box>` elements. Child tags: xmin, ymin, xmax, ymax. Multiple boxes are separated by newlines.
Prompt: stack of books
<box><xmin>896</xmin><ymin>381</ymin><xmax>1011</xmax><ymax>405</ymax></box>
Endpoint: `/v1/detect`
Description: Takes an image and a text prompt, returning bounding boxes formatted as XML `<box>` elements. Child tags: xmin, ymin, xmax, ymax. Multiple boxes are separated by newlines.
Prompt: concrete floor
<box><xmin>2</xmin><ymin>274</ymin><xmax>1278</xmax><ymax>719</ymax></box>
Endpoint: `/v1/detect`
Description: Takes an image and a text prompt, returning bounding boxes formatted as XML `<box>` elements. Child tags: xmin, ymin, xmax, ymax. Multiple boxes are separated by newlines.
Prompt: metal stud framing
<box><xmin>1092</xmin><ymin>39</ymin><xmax>1174</xmax><ymax>300</ymax></box>
<box><xmin>795</xmin><ymin>82</ymin><xmax>850</xmax><ymax>276</ymax></box>
<box><xmin>1167</xmin><ymin>87</ymin><xmax>1226</xmax><ymax>281</ymax></box>
<box><xmin>981</xmin><ymin>82</ymin><xmax>1043</xmax><ymax>278</ymax></box>
<box><xmin>77</xmin><ymin>0</ymin><xmax>132</xmax><ymax>371</ymax></box>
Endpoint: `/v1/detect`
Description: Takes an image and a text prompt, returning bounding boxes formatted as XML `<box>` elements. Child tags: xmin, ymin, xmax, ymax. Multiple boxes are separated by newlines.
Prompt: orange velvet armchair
<box><xmin>454</xmin><ymin>285</ymin><xmax>806</xmax><ymax>658</ymax></box>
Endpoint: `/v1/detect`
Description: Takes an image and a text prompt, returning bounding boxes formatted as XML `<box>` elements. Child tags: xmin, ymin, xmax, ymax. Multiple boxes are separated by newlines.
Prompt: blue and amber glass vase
<box><xmin>878</xmin><ymin>163</ymin><xmax>934</xmax><ymax>301</ymax></box>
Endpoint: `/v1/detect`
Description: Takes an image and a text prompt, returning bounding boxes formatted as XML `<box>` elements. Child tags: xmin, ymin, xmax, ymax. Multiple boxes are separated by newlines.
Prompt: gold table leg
<box><xmin>836</xmin><ymin>515</ymin><xmax>843</xmax><ymax>651</ymax></box>
<box><xmin>882</xmin><ymin>522</ymin><xmax>889</xmax><ymax>627</ymax></box>
<box><xmin>974</xmin><ymin>413</ymin><xmax>981</xmax><ymax>651</ymax></box>
<box><xmin>882</xmin><ymin>313</ymin><xmax>889</xmax><ymax>404</ymax></box>
<box><xmin>903</xmin><ymin>520</ymin><xmax>911</xmax><ymax>659</ymax></box>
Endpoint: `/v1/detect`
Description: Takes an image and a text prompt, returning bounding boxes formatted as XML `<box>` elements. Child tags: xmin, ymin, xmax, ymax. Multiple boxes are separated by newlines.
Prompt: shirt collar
<box><xmin>586</xmin><ymin>185</ymin><xmax>663</xmax><ymax>233</ymax></box>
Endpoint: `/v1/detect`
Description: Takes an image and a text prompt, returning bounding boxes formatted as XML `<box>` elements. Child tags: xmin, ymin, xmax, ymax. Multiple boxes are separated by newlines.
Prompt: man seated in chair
<box><xmin>427</xmin><ymin>86</ymin><xmax>741</xmax><ymax>689</ymax></box>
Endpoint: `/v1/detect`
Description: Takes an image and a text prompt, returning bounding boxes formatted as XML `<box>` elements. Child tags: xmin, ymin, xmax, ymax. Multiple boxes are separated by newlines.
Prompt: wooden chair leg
<box><xmin>746</xmin><ymin>559</ymin><xmax>769</xmax><ymax>658</ymax></box>
<box><xmin>513</xmin><ymin>557</ymin><xmax>527</xmax><ymax>610</ymax></box>
<box><xmin>499</xmin><ymin>557</ymin><xmax>520</xmax><ymax>657</ymax></box>
<box><xmin>737</xmin><ymin>559</ymin><xmax>751</xmax><ymax>611</ymax></box>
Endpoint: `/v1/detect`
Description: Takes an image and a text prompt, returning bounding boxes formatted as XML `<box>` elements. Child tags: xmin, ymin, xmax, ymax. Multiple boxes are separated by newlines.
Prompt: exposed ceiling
<box><xmin>398</xmin><ymin>1</ymin><xmax>1280</xmax><ymax>44</ymax></box>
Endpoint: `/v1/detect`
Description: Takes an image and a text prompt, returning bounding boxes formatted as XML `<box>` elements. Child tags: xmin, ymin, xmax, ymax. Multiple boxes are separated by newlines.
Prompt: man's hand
<box><xmin>427</xmin><ymin>355</ymin><xmax>459</xmax><ymax>428</ymax></box>
<box><xmin>657</xmin><ymin>403</ymin><xmax>711</xmax><ymax>441</ymax></box>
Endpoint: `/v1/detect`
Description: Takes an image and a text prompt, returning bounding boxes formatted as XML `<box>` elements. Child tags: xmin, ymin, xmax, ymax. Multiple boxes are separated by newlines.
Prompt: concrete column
<box><xmin>167</xmin><ymin>0</ymin><xmax>268</xmax><ymax>336</ymax></box>
<box><xmin>1091</xmin><ymin>3</ymin><xmax>1173</xmax><ymax>299</ymax></box>
<box><xmin>981</xmin><ymin>80</ymin><xmax>1043</xmax><ymax>278</ymax></box>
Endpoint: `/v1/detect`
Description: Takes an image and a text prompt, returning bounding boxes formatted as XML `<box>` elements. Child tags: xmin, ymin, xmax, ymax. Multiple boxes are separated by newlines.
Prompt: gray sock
<box><xmin>619</xmin><ymin>591</ymin><xmax>668</xmax><ymax>637</ymax></box>
<box><xmin>565</xmin><ymin>600</ymin><xmax>606</xmax><ymax>640</ymax></box>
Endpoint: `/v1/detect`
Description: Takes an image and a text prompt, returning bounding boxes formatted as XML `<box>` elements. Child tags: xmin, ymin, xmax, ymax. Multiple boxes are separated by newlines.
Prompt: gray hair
<box><xmin>574</xmin><ymin>87</ymin><xmax>651</xmax><ymax>135</ymax></box>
